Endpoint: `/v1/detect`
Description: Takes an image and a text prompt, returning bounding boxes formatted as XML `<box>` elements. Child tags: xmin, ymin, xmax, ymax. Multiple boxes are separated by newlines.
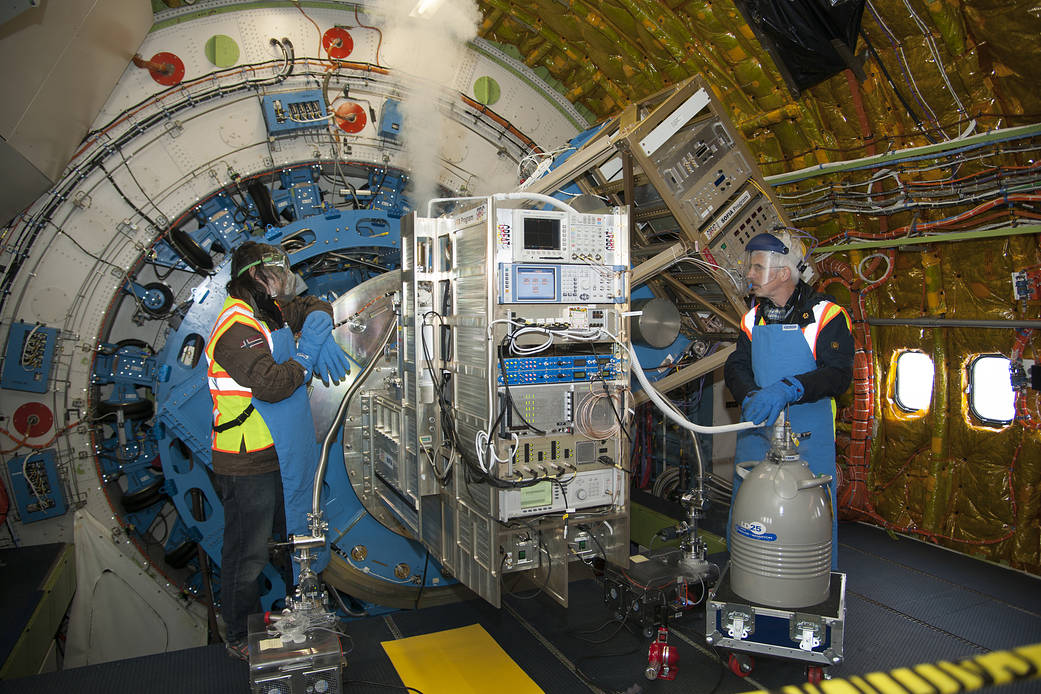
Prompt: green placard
<box><xmin>205</xmin><ymin>34</ymin><xmax>240</xmax><ymax>68</ymax></box>
<box><xmin>473</xmin><ymin>76</ymin><xmax>501</xmax><ymax>106</ymax></box>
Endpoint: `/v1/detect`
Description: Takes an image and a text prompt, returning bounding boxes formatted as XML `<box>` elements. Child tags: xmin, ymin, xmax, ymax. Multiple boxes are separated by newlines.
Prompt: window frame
<box><xmin>967</xmin><ymin>353</ymin><xmax>1016</xmax><ymax>427</ymax></box>
<box><xmin>893</xmin><ymin>350</ymin><xmax>934</xmax><ymax>414</ymax></box>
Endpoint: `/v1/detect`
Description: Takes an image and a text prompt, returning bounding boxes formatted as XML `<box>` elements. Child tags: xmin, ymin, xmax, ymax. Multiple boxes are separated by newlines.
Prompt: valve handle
<box><xmin>735</xmin><ymin>461</ymin><xmax>757</xmax><ymax>479</ymax></box>
<box><xmin>797</xmin><ymin>474</ymin><xmax>833</xmax><ymax>490</ymax></box>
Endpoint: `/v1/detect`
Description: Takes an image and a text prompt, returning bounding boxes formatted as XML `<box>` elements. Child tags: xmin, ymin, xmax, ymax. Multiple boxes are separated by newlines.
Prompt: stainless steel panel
<box><xmin>394</xmin><ymin>198</ymin><xmax>630</xmax><ymax>608</ymax></box>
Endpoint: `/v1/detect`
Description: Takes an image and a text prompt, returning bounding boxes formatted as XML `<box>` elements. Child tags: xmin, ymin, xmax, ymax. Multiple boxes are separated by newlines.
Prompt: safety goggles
<box><xmin>237</xmin><ymin>251</ymin><xmax>290</xmax><ymax>277</ymax></box>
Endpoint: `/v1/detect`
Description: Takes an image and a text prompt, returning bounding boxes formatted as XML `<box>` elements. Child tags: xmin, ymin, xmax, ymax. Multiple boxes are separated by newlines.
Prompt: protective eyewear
<box><xmin>237</xmin><ymin>252</ymin><xmax>290</xmax><ymax>277</ymax></box>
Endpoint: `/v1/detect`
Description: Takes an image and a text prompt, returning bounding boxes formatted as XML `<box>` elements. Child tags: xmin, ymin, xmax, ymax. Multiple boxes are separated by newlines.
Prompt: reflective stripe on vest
<box><xmin>741</xmin><ymin>300</ymin><xmax>850</xmax><ymax>357</ymax></box>
<box><xmin>803</xmin><ymin>302</ymin><xmax>851</xmax><ymax>358</ymax></box>
<box><xmin>740</xmin><ymin>309</ymin><xmax>755</xmax><ymax>341</ymax></box>
<box><xmin>204</xmin><ymin>298</ymin><xmax>276</xmax><ymax>453</ymax></box>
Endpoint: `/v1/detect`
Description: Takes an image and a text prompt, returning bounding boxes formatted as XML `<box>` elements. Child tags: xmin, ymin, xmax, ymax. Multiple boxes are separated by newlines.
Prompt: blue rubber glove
<box><xmin>315</xmin><ymin>335</ymin><xmax>352</xmax><ymax>386</ymax></box>
<box><xmin>294</xmin><ymin>311</ymin><xmax>333</xmax><ymax>380</ymax></box>
<box><xmin>741</xmin><ymin>377</ymin><xmax>804</xmax><ymax>426</ymax></box>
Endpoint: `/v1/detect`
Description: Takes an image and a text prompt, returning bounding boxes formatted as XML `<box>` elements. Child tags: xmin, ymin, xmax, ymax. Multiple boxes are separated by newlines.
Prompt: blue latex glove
<box><xmin>315</xmin><ymin>335</ymin><xmax>352</xmax><ymax>386</ymax></box>
<box><xmin>741</xmin><ymin>377</ymin><xmax>804</xmax><ymax>426</ymax></box>
<box><xmin>294</xmin><ymin>311</ymin><xmax>333</xmax><ymax>380</ymax></box>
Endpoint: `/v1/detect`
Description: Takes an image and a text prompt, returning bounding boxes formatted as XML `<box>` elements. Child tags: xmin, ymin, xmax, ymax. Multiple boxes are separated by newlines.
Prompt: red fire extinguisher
<box><xmin>645</xmin><ymin>626</ymin><xmax>678</xmax><ymax>680</ymax></box>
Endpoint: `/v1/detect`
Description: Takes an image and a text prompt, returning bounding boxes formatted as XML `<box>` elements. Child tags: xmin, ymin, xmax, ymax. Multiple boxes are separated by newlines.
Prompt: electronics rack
<box><xmin>391</xmin><ymin>198</ymin><xmax>632</xmax><ymax>607</ymax></box>
<box><xmin>621</xmin><ymin>76</ymin><xmax>794</xmax><ymax>313</ymax></box>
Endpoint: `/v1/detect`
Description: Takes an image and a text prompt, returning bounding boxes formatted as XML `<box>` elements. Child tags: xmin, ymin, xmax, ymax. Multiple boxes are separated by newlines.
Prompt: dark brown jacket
<box><xmin>210</xmin><ymin>295</ymin><xmax>332</xmax><ymax>476</ymax></box>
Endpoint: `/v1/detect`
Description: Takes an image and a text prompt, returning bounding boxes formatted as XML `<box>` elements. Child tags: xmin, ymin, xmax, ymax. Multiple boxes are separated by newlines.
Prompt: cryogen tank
<box><xmin>730</xmin><ymin>425</ymin><xmax>832</xmax><ymax>608</ymax></box>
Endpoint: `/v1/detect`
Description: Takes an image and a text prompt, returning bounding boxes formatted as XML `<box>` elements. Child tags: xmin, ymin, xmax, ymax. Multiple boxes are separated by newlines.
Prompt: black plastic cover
<box><xmin>733</xmin><ymin>0</ymin><xmax>867</xmax><ymax>94</ymax></box>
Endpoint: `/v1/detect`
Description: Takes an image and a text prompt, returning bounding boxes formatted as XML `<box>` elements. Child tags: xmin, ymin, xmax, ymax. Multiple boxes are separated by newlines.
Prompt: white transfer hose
<box><xmin>426</xmin><ymin>193</ymin><xmax>582</xmax><ymax>218</ymax></box>
<box><xmin>493</xmin><ymin>192</ymin><xmax>581</xmax><ymax>216</ymax></box>
<box><xmin>628</xmin><ymin>344</ymin><xmax>758</xmax><ymax>435</ymax></box>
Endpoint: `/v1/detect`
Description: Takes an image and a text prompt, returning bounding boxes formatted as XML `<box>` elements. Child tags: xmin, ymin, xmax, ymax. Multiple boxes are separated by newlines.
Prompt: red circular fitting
<box><xmin>13</xmin><ymin>402</ymin><xmax>53</xmax><ymax>438</ymax></box>
<box><xmin>148</xmin><ymin>52</ymin><xmax>185</xmax><ymax>86</ymax></box>
<box><xmin>334</xmin><ymin>102</ymin><xmax>367</xmax><ymax>134</ymax></box>
<box><xmin>323</xmin><ymin>27</ymin><xmax>354</xmax><ymax>60</ymax></box>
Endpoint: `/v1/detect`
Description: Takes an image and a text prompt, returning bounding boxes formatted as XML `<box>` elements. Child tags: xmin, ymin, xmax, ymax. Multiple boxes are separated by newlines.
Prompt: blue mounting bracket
<box><xmin>193</xmin><ymin>194</ymin><xmax>253</xmax><ymax>252</ymax></box>
<box><xmin>275</xmin><ymin>166</ymin><xmax>325</xmax><ymax>220</ymax></box>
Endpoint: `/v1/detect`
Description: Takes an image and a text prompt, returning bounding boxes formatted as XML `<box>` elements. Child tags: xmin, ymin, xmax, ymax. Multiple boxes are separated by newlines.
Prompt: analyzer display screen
<box><xmin>520</xmin><ymin>481</ymin><xmax>553</xmax><ymax>509</ymax></box>
<box><xmin>523</xmin><ymin>217</ymin><xmax>561</xmax><ymax>250</ymax></box>
<box><xmin>514</xmin><ymin>266</ymin><xmax>557</xmax><ymax>301</ymax></box>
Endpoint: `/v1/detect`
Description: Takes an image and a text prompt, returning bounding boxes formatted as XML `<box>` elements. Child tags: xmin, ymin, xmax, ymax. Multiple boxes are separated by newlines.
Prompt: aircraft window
<box><xmin>968</xmin><ymin>355</ymin><xmax>1015</xmax><ymax>426</ymax></box>
<box><xmin>895</xmin><ymin>351</ymin><xmax>934</xmax><ymax>412</ymax></box>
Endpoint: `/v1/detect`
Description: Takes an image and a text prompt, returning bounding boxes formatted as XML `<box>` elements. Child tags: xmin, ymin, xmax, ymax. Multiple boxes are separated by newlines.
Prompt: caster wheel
<box><xmin>142</xmin><ymin>282</ymin><xmax>174</xmax><ymax>315</ymax></box>
<box><xmin>807</xmin><ymin>665</ymin><xmax>824</xmax><ymax>684</ymax></box>
<box><xmin>728</xmin><ymin>652</ymin><xmax>753</xmax><ymax>677</ymax></box>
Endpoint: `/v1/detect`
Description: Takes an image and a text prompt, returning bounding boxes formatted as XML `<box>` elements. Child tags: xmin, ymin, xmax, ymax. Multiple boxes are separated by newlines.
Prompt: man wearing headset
<box><xmin>205</xmin><ymin>242</ymin><xmax>351</xmax><ymax>660</ymax></box>
<box><xmin>724</xmin><ymin>231</ymin><xmax>853</xmax><ymax>568</ymax></box>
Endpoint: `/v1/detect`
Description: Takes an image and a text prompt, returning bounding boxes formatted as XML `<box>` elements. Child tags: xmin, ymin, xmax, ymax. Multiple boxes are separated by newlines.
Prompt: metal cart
<box><xmin>705</xmin><ymin>563</ymin><xmax>846</xmax><ymax>683</ymax></box>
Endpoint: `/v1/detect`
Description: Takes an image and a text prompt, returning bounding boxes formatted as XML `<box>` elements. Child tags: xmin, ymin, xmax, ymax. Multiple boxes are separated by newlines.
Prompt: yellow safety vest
<box><xmin>740</xmin><ymin>300</ymin><xmax>851</xmax><ymax>359</ymax></box>
<box><xmin>204</xmin><ymin>298</ymin><xmax>276</xmax><ymax>454</ymax></box>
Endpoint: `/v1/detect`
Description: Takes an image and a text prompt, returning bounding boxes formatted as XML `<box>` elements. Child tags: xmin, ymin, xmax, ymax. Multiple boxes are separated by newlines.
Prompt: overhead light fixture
<box><xmin>410</xmin><ymin>0</ymin><xmax>444</xmax><ymax>18</ymax></box>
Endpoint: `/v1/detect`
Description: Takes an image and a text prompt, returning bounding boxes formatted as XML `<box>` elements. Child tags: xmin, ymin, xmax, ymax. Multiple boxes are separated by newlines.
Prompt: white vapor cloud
<box><xmin>378</xmin><ymin>0</ymin><xmax>481</xmax><ymax>212</ymax></box>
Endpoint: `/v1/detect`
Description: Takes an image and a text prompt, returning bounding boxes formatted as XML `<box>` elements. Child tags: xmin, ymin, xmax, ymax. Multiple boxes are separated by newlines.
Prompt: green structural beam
<box><xmin>814</xmin><ymin>224</ymin><xmax>1041</xmax><ymax>253</ymax></box>
<box><xmin>766</xmin><ymin>122</ymin><xmax>1041</xmax><ymax>185</ymax></box>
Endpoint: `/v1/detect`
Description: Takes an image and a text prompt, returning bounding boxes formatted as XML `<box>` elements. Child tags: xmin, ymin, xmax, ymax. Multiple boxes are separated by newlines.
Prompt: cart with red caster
<box><xmin>727</xmin><ymin>652</ymin><xmax>754</xmax><ymax>677</ymax></box>
<box><xmin>706</xmin><ymin>564</ymin><xmax>846</xmax><ymax>683</ymax></box>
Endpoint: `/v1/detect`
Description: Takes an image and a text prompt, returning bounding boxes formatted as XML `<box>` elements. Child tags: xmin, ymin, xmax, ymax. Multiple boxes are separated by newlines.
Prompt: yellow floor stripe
<box><xmin>382</xmin><ymin>624</ymin><xmax>545</xmax><ymax>694</ymax></box>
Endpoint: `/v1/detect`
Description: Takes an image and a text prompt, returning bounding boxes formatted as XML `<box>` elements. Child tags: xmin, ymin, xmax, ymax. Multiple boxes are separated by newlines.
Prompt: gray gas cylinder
<box><xmin>729</xmin><ymin>420</ymin><xmax>832</xmax><ymax>608</ymax></box>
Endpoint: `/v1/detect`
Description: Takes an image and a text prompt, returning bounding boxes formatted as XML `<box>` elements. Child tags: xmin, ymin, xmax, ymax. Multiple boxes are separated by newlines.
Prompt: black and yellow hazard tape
<box><xmin>741</xmin><ymin>642</ymin><xmax>1041</xmax><ymax>694</ymax></box>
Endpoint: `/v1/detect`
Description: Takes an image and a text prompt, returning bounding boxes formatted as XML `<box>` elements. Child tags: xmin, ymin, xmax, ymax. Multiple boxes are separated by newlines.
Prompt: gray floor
<box><xmin>3</xmin><ymin>521</ymin><xmax>1040</xmax><ymax>694</ymax></box>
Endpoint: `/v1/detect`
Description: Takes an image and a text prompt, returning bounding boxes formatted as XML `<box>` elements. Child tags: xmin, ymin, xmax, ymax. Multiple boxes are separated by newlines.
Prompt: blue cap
<box><xmin>746</xmin><ymin>233</ymin><xmax>789</xmax><ymax>254</ymax></box>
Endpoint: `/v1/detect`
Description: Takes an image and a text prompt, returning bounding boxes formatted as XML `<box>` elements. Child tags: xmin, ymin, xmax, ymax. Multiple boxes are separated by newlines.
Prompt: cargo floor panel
<box><xmin>4</xmin><ymin>521</ymin><xmax>1039</xmax><ymax>693</ymax></box>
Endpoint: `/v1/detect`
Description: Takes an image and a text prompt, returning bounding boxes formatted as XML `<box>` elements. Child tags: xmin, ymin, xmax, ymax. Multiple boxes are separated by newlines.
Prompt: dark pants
<box><xmin>215</xmin><ymin>469</ymin><xmax>287</xmax><ymax>644</ymax></box>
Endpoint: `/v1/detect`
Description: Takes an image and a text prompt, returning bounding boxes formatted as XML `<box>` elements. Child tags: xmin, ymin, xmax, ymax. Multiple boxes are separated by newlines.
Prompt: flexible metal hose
<box><xmin>312</xmin><ymin>319</ymin><xmax>396</xmax><ymax>518</ymax></box>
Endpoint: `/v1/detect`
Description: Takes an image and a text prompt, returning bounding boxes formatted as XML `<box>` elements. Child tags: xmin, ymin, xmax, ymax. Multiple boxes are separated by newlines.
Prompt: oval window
<box><xmin>968</xmin><ymin>354</ymin><xmax>1015</xmax><ymax>426</ymax></box>
<box><xmin>895</xmin><ymin>351</ymin><xmax>934</xmax><ymax>412</ymax></box>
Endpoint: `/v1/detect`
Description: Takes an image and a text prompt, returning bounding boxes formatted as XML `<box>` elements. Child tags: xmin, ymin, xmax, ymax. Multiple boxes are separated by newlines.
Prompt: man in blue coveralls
<box><xmin>724</xmin><ymin>231</ymin><xmax>853</xmax><ymax>568</ymax></box>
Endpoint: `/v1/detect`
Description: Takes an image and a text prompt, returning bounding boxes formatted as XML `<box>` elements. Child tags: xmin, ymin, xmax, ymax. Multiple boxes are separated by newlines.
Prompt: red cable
<box><xmin>818</xmin><ymin>254</ymin><xmax>886</xmax><ymax>517</ymax></box>
<box><xmin>819</xmin><ymin>194</ymin><xmax>1041</xmax><ymax>245</ymax></box>
<box><xmin>0</xmin><ymin>420</ymin><xmax>83</xmax><ymax>455</ymax></box>
<box><xmin>354</xmin><ymin>6</ymin><xmax>383</xmax><ymax>68</ymax></box>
